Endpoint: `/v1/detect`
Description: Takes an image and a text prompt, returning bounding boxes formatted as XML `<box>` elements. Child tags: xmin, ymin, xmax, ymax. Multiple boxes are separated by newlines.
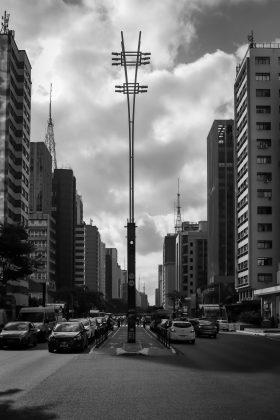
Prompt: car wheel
<box><xmin>190</xmin><ymin>340</ymin><xmax>195</xmax><ymax>345</ymax></box>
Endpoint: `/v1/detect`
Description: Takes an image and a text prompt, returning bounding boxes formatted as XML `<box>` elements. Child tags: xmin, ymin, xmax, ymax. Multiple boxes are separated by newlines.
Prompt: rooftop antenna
<box><xmin>44</xmin><ymin>83</ymin><xmax>57</xmax><ymax>172</ymax></box>
<box><xmin>175</xmin><ymin>178</ymin><xmax>182</xmax><ymax>233</ymax></box>
<box><xmin>1</xmin><ymin>11</ymin><xmax>10</xmax><ymax>34</ymax></box>
<box><xmin>248</xmin><ymin>30</ymin><xmax>254</xmax><ymax>48</ymax></box>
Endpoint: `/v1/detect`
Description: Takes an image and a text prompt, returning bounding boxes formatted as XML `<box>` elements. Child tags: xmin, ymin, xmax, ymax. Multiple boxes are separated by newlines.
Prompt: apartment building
<box><xmin>0</xmin><ymin>20</ymin><xmax>31</xmax><ymax>306</ymax></box>
<box><xmin>234</xmin><ymin>39</ymin><xmax>280</xmax><ymax>319</ymax></box>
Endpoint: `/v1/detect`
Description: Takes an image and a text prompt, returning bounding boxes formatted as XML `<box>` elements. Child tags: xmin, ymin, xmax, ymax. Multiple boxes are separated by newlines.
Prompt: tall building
<box><xmin>52</xmin><ymin>169</ymin><xmax>76</xmax><ymax>291</ymax></box>
<box><xmin>76</xmin><ymin>193</ymin><xmax>83</xmax><ymax>225</ymax></box>
<box><xmin>29</xmin><ymin>142</ymin><xmax>55</xmax><ymax>304</ymax></box>
<box><xmin>234</xmin><ymin>37</ymin><xmax>280</xmax><ymax>319</ymax></box>
<box><xmin>176</xmin><ymin>221</ymin><xmax>208</xmax><ymax>309</ymax></box>
<box><xmin>0</xmin><ymin>15</ymin><xmax>31</xmax><ymax>226</ymax></box>
<box><xmin>0</xmin><ymin>15</ymin><xmax>31</xmax><ymax>306</ymax></box>
<box><xmin>207</xmin><ymin>120</ymin><xmax>235</xmax><ymax>303</ymax></box>
<box><xmin>162</xmin><ymin>234</ymin><xmax>176</xmax><ymax>310</ymax></box>
<box><xmin>30</xmin><ymin>143</ymin><xmax>52</xmax><ymax>214</ymax></box>
<box><xmin>74</xmin><ymin>223</ymin><xmax>100</xmax><ymax>292</ymax></box>
<box><xmin>105</xmin><ymin>248</ymin><xmax>118</xmax><ymax>301</ymax></box>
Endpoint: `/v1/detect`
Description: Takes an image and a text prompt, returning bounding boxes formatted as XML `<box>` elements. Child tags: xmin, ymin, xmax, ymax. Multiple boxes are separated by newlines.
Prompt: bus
<box><xmin>198</xmin><ymin>304</ymin><xmax>228</xmax><ymax>321</ymax></box>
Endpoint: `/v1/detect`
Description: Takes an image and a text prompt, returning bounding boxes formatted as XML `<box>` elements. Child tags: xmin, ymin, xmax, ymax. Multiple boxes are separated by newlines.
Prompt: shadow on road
<box><xmin>0</xmin><ymin>388</ymin><xmax>58</xmax><ymax>420</ymax></box>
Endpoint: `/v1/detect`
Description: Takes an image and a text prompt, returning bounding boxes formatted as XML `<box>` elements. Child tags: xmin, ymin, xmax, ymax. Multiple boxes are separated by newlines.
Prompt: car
<box><xmin>0</xmin><ymin>321</ymin><xmax>37</xmax><ymax>349</ymax></box>
<box><xmin>69</xmin><ymin>318</ymin><xmax>95</xmax><ymax>343</ymax></box>
<box><xmin>48</xmin><ymin>321</ymin><xmax>88</xmax><ymax>353</ymax></box>
<box><xmin>165</xmin><ymin>320</ymin><xmax>195</xmax><ymax>344</ymax></box>
<box><xmin>190</xmin><ymin>319</ymin><xmax>217</xmax><ymax>338</ymax></box>
<box><xmin>217</xmin><ymin>319</ymin><xmax>230</xmax><ymax>331</ymax></box>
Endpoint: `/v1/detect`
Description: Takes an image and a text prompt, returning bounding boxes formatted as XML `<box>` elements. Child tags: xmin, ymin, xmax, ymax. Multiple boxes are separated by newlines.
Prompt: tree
<box><xmin>165</xmin><ymin>290</ymin><xmax>184</xmax><ymax>314</ymax></box>
<box><xmin>0</xmin><ymin>223</ymin><xmax>39</xmax><ymax>294</ymax></box>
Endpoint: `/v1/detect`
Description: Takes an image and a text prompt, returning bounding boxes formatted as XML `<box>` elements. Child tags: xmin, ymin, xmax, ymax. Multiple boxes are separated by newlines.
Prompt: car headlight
<box><xmin>170</xmin><ymin>328</ymin><xmax>175</xmax><ymax>332</ymax></box>
<box><xmin>37</xmin><ymin>328</ymin><xmax>41</xmax><ymax>333</ymax></box>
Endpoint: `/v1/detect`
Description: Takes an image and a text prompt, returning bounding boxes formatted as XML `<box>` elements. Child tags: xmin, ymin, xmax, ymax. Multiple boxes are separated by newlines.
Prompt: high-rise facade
<box><xmin>52</xmin><ymin>169</ymin><xmax>76</xmax><ymax>290</ymax></box>
<box><xmin>0</xmin><ymin>22</ymin><xmax>31</xmax><ymax>226</ymax></box>
<box><xmin>162</xmin><ymin>233</ymin><xmax>176</xmax><ymax>310</ymax></box>
<box><xmin>0</xmin><ymin>19</ymin><xmax>31</xmax><ymax>306</ymax></box>
<box><xmin>176</xmin><ymin>221</ymin><xmax>208</xmax><ymax>305</ymax></box>
<box><xmin>207</xmin><ymin>120</ymin><xmax>235</xmax><ymax>302</ymax></box>
<box><xmin>29</xmin><ymin>142</ymin><xmax>55</xmax><ymax>303</ymax></box>
<box><xmin>234</xmin><ymin>39</ymin><xmax>280</xmax><ymax>319</ymax></box>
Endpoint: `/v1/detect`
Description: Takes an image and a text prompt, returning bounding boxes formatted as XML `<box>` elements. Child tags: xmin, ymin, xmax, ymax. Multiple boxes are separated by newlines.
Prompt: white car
<box><xmin>166</xmin><ymin>320</ymin><xmax>195</xmax><ymax>344</ymax></box>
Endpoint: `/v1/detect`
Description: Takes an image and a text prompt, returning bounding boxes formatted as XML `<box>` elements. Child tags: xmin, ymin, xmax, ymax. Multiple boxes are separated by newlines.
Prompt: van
<box><xmin>18</xmin><ymin>307</ymin><xmax>57</xmax><ymax>341</ymax></box>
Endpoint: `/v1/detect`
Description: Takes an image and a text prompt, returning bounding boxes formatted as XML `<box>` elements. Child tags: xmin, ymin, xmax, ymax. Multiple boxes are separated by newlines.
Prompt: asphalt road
<box><xmin>0</xmin><ymin>329</ymin><xmax>279</xmax><ymax>420</ymax></box>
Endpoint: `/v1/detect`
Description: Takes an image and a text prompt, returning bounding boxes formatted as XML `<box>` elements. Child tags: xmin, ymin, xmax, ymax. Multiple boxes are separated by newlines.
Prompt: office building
<box><xmin>29</xmin><ymin>142</ymin><xmax>55</xmax><ymax>303</ymax></box>
<box><xmin>234</xmin><ymin>38</ymin><xmax>280</xmax><ymax>318</ymax></box>
<box><xmin>207</xmin><ymin>120</ymin><xmax>235</xmax><ymax>303</ymax></box>
<box><xmin>74</xmin><ymin>223</ymin><xmax>100</xmax><ymax>292</ymax></box>
<box><xmin>162</xmin><ymin>234</ymin><xmax>176</xmax><ymax>310</ymax></box>
<box><xmin>52</xmin><ymin>169</ymin><xmax>76</xmax><ymax>290</ymax></box>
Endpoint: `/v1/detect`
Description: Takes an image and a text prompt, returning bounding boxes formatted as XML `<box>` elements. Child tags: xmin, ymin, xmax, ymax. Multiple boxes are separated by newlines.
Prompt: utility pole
<box><xmin>112</xmin><ymin>32</ymin><xmax>150</xmax><ymax>343</ymax></box>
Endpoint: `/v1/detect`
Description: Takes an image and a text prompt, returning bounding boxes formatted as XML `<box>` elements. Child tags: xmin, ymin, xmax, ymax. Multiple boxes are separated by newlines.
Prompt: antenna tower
<box><xmin>175</xmin><ymin>178</ymin><xmax>182</xmax><ymax>233</ymax></box>
<box><xmin>45</xmin><ymin>84</ymin><xmax>57</xmax><ymax>172</ymax></box>
<box><xmin>1</xmin><ymin>11</ymin><xmax>10</xmax><ymax>34</ymax></box>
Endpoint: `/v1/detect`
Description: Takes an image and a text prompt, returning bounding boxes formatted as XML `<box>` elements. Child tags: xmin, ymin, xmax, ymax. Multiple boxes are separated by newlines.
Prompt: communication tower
<box><xmin>175</xmin><ymin>179</ymin><xmax>182</xmax><ymax>233</ymax></box>
<box><xmin>44</xmin><ymin>84</ymin><xmax>57</xmax><ymax>172</ymax></box>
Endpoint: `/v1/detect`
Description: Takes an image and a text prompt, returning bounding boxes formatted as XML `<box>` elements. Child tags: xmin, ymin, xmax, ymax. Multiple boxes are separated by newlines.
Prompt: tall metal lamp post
<box><xmin>112</xmin><ymin>31</ymin><xmax>150</xmax><ymax>343</ymax></box>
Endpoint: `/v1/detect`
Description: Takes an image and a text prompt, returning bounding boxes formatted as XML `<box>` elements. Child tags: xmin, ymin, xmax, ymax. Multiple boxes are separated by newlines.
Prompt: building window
<box><xmin>256</xmin><ymin>156</ymin><xmax>271</xmax><ymax>164</ymax></box>
<box><xmin>257</xmin><ymin>189</ymin><xmax>272</xmax><ymax>199</ymax></box>
<box><xmin>257</xmin><ymin>172</ymin><xmax>272</xmax><ymax>183</ymax></box>
<box><xmin>257</xmin><ymin>273</ymin><xmax>272</xmax><ymax>283</ymax></box>
<box><xmin>257</xmin><ymin>223</ymin><xmax>272</xmax><ymax>232</ymax></box>
<box><xmin>255</xmin><ymin>73</ymin><xmax>270</xmax><ymax>81</ymax></box>
<box><xmin>257</xmin><ymin>139</ymin><xmax>271</xmax><ymax>149</ymax></box>
<box><xmin>256</xmin><ymin>122</ymin><xmax>271</xmax><ymax>131</ymax></box>
<box><xmin>256</xmin><ymin>105</ymin><xmax>271</xmax><ymax>114</ymax></box>
<box><xmin>256</xmin><ymin>89</ymin><xmax>270</xmax><ymax>97</ymax></box>
<box><xmin>257</xmin><ymin>240</ymin><xmax>272</xmax><ymax>249</ymax></box>
<box><xmin>257</xmin><ymin>206</ymin><xmax>272</xmax><ymax>214</ymax></box>
<box><xmin>255</xmin><ymin>57</ymin><xmax>270</xmax><ymax>65</ymax></box>
<box><xmin>257</xmin><ymin>257</ymin><xmax>272</xmax><ymax>266</ymax></box>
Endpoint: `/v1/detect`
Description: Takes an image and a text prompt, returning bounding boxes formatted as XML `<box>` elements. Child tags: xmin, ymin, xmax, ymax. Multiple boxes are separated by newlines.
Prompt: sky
<box><xmin>2</xmin><ymin>0</ymin><xmax>280</xmax><ymax>305</ymax></box>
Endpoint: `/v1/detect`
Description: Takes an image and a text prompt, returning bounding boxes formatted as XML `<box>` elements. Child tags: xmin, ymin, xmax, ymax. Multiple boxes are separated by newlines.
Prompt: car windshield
<box><xmin>54</xmin><ymin>323</ymin><xmax>81</xmax><ymax>332</ymax></box>
<box><xmin>19</xmin><ymin>312</ymin><xmax>44</xmax><ymax>323</ymax></box>
<box><xmin>4</xmin><ymin>322</ymin><xmax>29</xmax><ymax>331</ymax></box>
<box><xmin>173</xmin><ymin>322</ymin><xmax>192</xmax><ymax>328</ymax></box>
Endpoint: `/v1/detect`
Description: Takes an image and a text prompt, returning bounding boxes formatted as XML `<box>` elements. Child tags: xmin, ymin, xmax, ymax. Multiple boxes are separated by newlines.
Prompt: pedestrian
<box><xmin>142</xmin><ymin>318</ymin><xmax>146</xmax><ymax>329</ymax></box>
<box><xmin>117</xmin><ymin>318</ymin><xmax>121</xmax><ymax>328</ymax></box>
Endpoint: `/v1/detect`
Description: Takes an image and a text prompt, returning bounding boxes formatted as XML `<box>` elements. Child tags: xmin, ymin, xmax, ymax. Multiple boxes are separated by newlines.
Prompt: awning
<box><xmin>254</xmin><ymin>285</ymin><xmax>280</xmax><ymax>297</ymax></box>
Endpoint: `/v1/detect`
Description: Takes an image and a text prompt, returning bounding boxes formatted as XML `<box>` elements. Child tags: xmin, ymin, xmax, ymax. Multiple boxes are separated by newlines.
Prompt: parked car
<box><xmin>48</xmin><ymin>321</ymin><xmax>88</xmax><ymax>353</ymax></box>
<box><xmin>217</xmin><ymin>319</ymin><xmax>229</xmax><ymax>332</ymax></box>
<box><xmin>164</xmin><ymin>320</ymin><xmax>195</xmax><ymax>344</ymax></box>
<box><xmin>0</xmin><ymin>321</ymin><xmax>37</xmax><ymax>348</ymax></box>
<box><xmin>190</xmin><ymin>319</ymin><xmax>217</xmax><ymax>338</ymax></box>
<box><xmin>69</xmin><ymin>318</ymin><xmax>95</xmax><ymax>343</ymax></box>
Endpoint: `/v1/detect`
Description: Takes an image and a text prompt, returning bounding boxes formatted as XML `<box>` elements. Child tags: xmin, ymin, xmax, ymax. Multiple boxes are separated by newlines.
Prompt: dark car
<box><xmin>189</xmin><ymin>318</ymin><xmax>217</xmax><ymax>338</ymax></box>
<box><xmin>0</xmin><ymin>321</ymin><xmax>38</xmax><ymax>349</ymax></box>
<box><xmin>48</xmin><ymin>321</ymin><xmax>88</xmax><ymax>353</ymax></box>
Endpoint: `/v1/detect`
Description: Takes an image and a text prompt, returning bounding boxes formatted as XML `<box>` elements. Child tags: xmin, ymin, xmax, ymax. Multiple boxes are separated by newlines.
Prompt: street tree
<box><xmin>0</xmin><ymin>223</ymin><xmax>39</xmax><ymax>294</ymax></box>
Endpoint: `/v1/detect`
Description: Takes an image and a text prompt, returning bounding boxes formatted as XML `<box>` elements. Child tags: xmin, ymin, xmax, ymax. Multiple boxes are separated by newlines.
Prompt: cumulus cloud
<box><xmin>2</xmin><ymin>0</ymin><xmax>260</xmax><ymax>304</ymax></box>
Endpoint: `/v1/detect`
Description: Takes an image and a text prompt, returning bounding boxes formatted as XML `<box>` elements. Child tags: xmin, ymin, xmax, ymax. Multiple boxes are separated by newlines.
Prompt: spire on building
<box><xmin>175</xmin><ymin>178</ymin><xmax>182</xmax><ymax>233</ymax></box>
<box><xmin>44</xmin><ymin>83</ymin><xmax>57</xmax><ymax>172</ymax></box>
<box><xmin>1</xmin><ymin>11</ymin><xmax>10</xmax><ymax>34</ymax></box>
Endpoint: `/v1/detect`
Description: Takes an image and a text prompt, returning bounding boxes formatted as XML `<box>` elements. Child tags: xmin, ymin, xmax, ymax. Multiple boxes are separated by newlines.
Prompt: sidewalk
<box><xmin>227</xmin><ymin>324</ymin><xmax>280</xmax><ymax>338</ymax></box>
<box><xmin>93</xmin><ymin>325</ymin><xmax>175</xmax><ymax>356</ymax></box>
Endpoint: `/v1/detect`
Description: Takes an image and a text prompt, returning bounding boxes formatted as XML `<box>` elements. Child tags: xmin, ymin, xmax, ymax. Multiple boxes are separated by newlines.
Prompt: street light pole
<box><xmin>112</xmin><ymin>32</ymin><xmax>150</xmax><ymax>343</ymax></box>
